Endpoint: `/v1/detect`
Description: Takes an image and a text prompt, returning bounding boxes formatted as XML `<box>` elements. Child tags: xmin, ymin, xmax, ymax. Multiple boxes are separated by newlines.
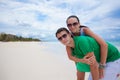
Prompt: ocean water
<box><xmin>38</xmin><ymin>41</ymin><xmax>120</xmax><ymax>56</ymax></box>
<box><xmin>108</xmin><ymin>41</ymin><xmax>120</xmax><ymax>50</ymax></box>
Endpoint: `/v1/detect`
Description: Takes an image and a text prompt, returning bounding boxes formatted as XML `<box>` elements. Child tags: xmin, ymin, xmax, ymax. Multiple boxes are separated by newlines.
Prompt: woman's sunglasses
<box><xmin>58</xmin><ymin>34</ymin><xmax>67</xmax><ymax>41</ymax></box>
<box><xmin>67</xmin><ymin>22</ymin><xmax>78</xmax><ymax>27</ymax></box>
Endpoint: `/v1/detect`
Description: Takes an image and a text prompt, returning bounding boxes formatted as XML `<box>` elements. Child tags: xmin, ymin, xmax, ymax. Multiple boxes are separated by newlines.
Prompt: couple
<box><xmin>56</xmin><ymin>15</ymin><xmax>120</xmax><ymax>80</ymax></box>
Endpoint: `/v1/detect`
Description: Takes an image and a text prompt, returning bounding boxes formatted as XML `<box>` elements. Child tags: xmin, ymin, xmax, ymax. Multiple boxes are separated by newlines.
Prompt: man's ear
<box><xmin>68</xmin><ymin>33</ymin><xmax>73</xmax><ymax>38</ymax></box>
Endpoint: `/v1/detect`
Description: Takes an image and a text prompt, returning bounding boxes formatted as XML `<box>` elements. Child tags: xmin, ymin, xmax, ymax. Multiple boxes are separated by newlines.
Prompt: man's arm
<box><xmin>85</xmin><ymin>52</ymin><xmax>99</xmax><ymax>80</ymax></box>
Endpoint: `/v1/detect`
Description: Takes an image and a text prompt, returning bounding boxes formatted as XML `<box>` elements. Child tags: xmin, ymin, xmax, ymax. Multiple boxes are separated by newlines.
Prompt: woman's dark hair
<box><xmin>55</xmin><ymin>27</ymin><xmax>70</xmax><ymax>37</ymax></box>
<box><xmin>66</xmin><ymin>15</ymin><xmax>80</xmax><ymax>23</ymax></box>
<box><xmin>66</xmin><ymin>15</ymin><xmax>88</xmax><ymax>29</ymax></box>
<box><xmin>80</xmin><ymin>25</ymin><xmax>88</xmax><ymax>28</ymax></box>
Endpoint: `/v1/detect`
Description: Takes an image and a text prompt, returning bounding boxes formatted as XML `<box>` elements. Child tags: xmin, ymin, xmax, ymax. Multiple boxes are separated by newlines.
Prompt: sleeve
<box><xmin>77</xmin><ymin>37</ymin><xmax>94</xmax><ymax>55</ymax></box>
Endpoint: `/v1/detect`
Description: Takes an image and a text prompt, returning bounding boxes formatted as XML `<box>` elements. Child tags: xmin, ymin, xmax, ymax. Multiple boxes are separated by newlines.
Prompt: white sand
<box><xmin>0</xmin><ymin>42</ymin><xmax>89</xmax><ymax>80</ymax></box>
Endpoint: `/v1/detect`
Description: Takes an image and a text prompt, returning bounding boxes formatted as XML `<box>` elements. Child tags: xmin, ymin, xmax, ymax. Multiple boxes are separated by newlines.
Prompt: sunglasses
<box><xmin>67</xmin><ymin>22</ymin><xmax>78</xmax><ymax>27</ymax></box>
<box><xmin>57</xmin><ymin>34</ymin><xmax>67</xmax><ymax>41</ymax></box>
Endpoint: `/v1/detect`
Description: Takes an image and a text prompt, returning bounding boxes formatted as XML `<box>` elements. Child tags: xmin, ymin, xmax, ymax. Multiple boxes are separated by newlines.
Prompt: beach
<box><xmin>0</xmin><ymin>42</ymin><xmax>89</xmax><ymax>80</ymax></box>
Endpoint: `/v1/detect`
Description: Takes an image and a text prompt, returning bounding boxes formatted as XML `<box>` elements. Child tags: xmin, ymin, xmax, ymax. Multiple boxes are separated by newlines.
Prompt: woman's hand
<box><xmin>83</xmin><ymin>53</ymin><xmax>96</xmax><ymax>65</ymax></box>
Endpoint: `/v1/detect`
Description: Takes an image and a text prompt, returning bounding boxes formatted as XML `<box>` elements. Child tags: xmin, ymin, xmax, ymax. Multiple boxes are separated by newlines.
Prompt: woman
<box><xmin>56</xmin><ymin>27</ymin><xmax>120</xmax><ymax>80</ymax></box>
<box><xmin>66</xmin><ymin>15</ymin><xmax>108</xmax><ymax>80</ymax></box>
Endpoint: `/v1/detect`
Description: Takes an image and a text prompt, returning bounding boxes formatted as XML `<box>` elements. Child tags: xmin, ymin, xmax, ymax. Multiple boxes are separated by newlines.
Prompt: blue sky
<box><xmin>0</xmin><ymin>0</ymin><xmax>120</xmax><ymax>41</ymax></box>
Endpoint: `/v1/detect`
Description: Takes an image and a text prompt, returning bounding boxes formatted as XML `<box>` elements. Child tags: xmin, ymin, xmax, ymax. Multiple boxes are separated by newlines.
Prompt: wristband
<box><xmin>99</xmin><ymin>63</ymin><xmax>106</xmax><ymax>69</ymax></box>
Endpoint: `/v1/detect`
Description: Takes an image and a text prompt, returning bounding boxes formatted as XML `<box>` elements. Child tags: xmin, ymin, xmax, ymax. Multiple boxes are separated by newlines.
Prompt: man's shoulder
<box><xmin>73</xmin><ymin>36</ymin><xmax>87</xmax><ymax>40</ymax></box>
<box><xmin>73</xmin><ymin>36</ymin><xmax>87</xmax><ymax>42</ymax></box>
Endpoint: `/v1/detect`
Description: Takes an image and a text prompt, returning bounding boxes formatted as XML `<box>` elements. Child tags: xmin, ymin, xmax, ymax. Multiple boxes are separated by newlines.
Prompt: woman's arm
<box><xmin>83</xmin><ymin>27</ymin><xmax>107</xmax><ymax>79</ymax></box>
<box><xmin>66</xmin><ymin>46</ymin><xmax>83</xmax><ymax>62</ymax></box>
<box><xmin>83</xmin><ymin>27</ymin><xmax>108</xmax><ymax>65</ymax></box>
<box><xmin>66</xmin><ymin>46</ymin><xmax>96</xmax><ymax>65</ymax></box>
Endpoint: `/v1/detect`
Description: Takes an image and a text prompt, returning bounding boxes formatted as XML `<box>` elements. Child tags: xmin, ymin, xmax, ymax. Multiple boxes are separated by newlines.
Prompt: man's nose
<box><xmin>61</xmin><ymin>37</ymin><xmax>66</xmax><ymax>41</ymax></box>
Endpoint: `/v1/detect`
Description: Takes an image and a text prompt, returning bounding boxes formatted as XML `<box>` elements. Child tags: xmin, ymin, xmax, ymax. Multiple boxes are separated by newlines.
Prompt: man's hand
<box><xmin>99</xmin><ymin>68</ymin><xmax>104</xmax><ymax>79</ymax></box>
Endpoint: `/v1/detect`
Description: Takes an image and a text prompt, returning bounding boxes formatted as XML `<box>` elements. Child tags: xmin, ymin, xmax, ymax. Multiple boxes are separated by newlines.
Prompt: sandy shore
<box><xmin>0</xmin><ymin>42</ymin><xmax>89</xmax><ymax>80</ymax></box>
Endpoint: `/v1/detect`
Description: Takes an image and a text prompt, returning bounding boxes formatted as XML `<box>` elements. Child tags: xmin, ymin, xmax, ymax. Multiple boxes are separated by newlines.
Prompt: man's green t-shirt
<box><xmin>72</xmin><ymin>36</ymin><xmax>120</xmax><ymax>72</ymax></box>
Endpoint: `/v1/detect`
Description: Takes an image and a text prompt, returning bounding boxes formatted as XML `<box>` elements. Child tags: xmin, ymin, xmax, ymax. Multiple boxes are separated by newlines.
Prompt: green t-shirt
<box><xmin>72</xmin><ymin>36</ymin><xmax>120</xmax><ymax>72</ymax></box>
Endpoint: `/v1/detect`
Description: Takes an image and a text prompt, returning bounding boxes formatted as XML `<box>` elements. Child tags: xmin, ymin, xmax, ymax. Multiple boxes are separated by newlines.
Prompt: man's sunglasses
<box><xmin>67</xmin><ymin>22</ymin><xmax>78</xmax><ymax>27</ymax></box>
<box><xmin>58</xmin><ymin>34</ymin><xmax>67</xmax><ymax>41</ymax></box>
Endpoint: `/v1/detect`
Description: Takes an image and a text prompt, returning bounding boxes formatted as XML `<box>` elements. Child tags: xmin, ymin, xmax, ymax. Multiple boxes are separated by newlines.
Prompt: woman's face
<box><xmin>67</xmin><ymin>17</ymin><xmax>80</xmax><ymax>33</ymax></box>
<box><xmin>56</xmin><ymin>31</ymin><xmax>71</xmax><ymax>46</ymax></box>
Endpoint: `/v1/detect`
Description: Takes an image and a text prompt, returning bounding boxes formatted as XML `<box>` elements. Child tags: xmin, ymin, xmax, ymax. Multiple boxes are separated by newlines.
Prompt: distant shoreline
<box><xmin>0</xmin><ymin>33</ymin><xmax>41</xmax><ymax>42</ymax></box>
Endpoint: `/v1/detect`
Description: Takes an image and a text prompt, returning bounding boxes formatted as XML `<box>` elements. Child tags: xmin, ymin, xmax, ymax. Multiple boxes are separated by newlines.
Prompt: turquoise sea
<box><xmin>108</xmin><ymin>41</ymin><xmax>120</xmax><ymax>50</ymax></box>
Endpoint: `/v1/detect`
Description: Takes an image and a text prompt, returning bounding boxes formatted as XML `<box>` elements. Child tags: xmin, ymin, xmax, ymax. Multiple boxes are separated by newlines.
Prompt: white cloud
<box><xmin>0</xmin><ymin>0</ymin><xmax>120</xmax><ymax>41</ymax></box>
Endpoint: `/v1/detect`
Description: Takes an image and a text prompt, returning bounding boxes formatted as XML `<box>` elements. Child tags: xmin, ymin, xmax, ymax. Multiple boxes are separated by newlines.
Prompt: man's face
<box><xmin>67</xmin><ymin>17</ymin><xmax>80</xmax><ymax>33</ymax></box>
<box><xmin>56</xmin><ymin>31</ymin><xmax>71</xmax><ymax>46</ymax></box>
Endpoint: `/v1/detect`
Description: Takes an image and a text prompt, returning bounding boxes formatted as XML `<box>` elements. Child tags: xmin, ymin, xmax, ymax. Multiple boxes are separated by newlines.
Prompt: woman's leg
<box><xmin>77</xmin><ymin>70</ymin><xmax>85</xmax><ymax>80</ymax></box>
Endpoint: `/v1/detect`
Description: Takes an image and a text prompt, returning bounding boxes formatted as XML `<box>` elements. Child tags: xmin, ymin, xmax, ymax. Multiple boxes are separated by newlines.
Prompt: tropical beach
<box><xmin>0</xmin><ymin>42</ymin><xmax>90</xmax><ymax>80</ymax></box>
<box><xmin>0</xmin><ymin>0</ymin><xmax>120</xmax><ymax>80</ymax></box>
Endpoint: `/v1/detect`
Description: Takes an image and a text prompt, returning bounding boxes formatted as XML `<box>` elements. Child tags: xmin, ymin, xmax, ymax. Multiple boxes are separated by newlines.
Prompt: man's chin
<box><xmin>62</xmin><ymin>42</ymin><xmax>68</xmax><ymax>46</ymax></box>
<box><xmin>64</xmin><ymin>41</ymin><xmax>70</xmax><ymax>45</ymax></box>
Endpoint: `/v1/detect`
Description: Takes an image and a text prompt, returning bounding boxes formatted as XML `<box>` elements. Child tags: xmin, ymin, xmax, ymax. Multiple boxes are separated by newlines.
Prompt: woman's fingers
<box><xmin>84</xmin><ymin>55</ymin><xmax>96</xmax><ymax>65</ymax></box>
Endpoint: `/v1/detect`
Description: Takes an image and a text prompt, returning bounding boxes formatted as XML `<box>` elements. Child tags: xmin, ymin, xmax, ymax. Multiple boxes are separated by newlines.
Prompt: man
<box><xmin>56</xmin><ymin>27</ymin><xmax>120</xmax><ymax>80</ymax></box>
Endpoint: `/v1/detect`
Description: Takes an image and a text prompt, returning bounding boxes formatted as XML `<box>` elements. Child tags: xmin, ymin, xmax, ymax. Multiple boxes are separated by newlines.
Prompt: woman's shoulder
<box><xmin>81</xmin><ymin>26</ymin><xmax>89</xmax><ymax>31</ymax></box>
<box><xmin>80</xmin><ymin>25</ymin><xmax>89</xmax><ymax>35</ymax></box>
